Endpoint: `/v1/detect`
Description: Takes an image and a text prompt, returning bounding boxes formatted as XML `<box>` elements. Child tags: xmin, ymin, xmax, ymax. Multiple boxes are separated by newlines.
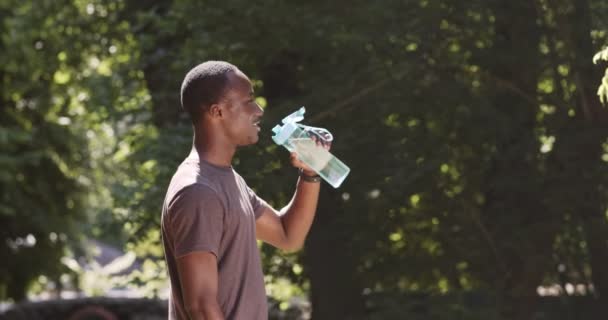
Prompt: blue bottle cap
<box><xmin>272</xmin><ymin>122</ymin><xmax>298</xmax><ymax>145</ymax></box>
<box><xmin>272</xmin><ymin>107</ymin><xmax>306</xmax><ymax>145</ymax></box>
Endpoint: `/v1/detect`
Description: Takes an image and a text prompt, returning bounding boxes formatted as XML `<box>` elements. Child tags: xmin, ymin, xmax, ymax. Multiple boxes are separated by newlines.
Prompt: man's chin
<box><xmin>238</xmin><ymin>136</ymin><xmax>259</xmax><ymax>147</ymax></box>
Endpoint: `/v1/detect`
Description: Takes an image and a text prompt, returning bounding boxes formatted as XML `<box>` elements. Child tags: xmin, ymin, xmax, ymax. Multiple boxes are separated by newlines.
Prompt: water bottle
<box><xmin>271</xmin><ymin>107</ymin><xmax>350</xmax><ymax>188</ymax></box>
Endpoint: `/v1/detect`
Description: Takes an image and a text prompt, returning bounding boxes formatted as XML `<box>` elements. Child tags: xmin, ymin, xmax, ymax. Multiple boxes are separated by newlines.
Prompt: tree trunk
<box><xmin>303</xmin><ymin>190</ymin><xmax>366</xmax><ymax>320</ymax></box>
<box><xmin>567</xmin><ymin>0</ymin><xmax>608</xmax><ymax>304</ymax></box>
<box><xmin>123</xmin><ymin>0</ymin><xmax>184</xmax><ymax>128</ymax></box>
<box><xmin>479</xmin><ymin>2</ymin><xmax>554</xmax><ymax>318</ymax></box>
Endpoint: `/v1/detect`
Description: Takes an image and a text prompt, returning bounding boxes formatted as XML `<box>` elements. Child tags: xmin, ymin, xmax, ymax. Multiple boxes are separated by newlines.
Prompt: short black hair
<box><xmin>180</xmin><ymin>61</ymin><xmax>238</xmax><ymax>124</ymax></box>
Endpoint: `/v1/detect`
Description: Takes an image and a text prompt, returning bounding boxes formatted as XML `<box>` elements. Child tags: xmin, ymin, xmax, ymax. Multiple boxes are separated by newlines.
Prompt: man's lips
<box><xmin>253</xmin><ymin>119</ymin><xmax>261</xmax><ymax>131</ymax></box>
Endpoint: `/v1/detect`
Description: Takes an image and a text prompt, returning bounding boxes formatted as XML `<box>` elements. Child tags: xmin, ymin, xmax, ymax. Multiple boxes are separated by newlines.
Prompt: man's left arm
<box><xmin>255</xmin><ymin>152</ymin><xmax>322</xmax><ymax>251</ymax></box>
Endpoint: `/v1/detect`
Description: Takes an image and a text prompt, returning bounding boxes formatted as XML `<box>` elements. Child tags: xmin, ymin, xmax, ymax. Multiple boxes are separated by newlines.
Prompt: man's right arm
<box><xmin>176</xmin><ymin>251</ymin><xmax>225</xmax><ymax>320</ymax></box>
<box><xmin>169</xmin><ymin>185</ymin><xmax>226</xmax><ymax>320</ymax></box>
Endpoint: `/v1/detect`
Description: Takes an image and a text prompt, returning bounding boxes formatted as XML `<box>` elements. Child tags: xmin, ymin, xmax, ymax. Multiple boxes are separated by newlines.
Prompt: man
<box><xmin>161</xmin><ymin>61</ymin><xmax>327</xmax><ymax>320</ymax></box>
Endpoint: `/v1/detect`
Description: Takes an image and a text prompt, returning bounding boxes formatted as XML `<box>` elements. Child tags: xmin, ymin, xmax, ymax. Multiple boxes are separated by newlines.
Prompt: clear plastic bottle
<box><xmin>272</xmin><ymin>107</ymin><xmax>350</xmax><ymax>188</ymax></box>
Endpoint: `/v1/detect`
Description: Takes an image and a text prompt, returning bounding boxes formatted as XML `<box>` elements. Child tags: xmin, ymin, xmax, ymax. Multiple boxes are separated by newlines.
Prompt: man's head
<box><xmin>180</xmin><ymin>61</ymin><xmax>264</xmax><ymax>146</ymax></box>
<box><xmin>180</xmin><ymin>61</ymin><xmax>238</xmax><ymax>124</ymax></box>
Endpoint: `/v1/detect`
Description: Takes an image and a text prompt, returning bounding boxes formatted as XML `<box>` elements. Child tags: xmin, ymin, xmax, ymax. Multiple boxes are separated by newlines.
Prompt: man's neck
<box><xmin>192</xmin><ymin>132</ymin><xmax>236</xmax><ymax>168</ymax></box>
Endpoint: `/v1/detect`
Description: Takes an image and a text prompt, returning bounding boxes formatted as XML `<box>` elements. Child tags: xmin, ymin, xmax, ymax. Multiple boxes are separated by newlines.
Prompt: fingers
<box><xmin>317</xmin><ymin>136</ymin><xmax>331</xmax><ymax>150</ymax></box>
<box><xmin>319</xmin><ymin>130</ymin><xmax>333</xmax><ymax>142</ymax></box>
<box><xmin>322</xmin><ymin>140</ymin><xmax>332</xmax><ymax>150</ymax></box>
<box><xmin>307</xmin><ymin>130</ymin><xmax>331</xmax><ymax>150</ymax></box>
<box><xmin>290</xmin><ymin>152</ymin><xmax>314</xmax><ymax>172</ymax></box>
<box><xmin>290</xmin><ymin>152</ymin><xmax>303</xmax><ymax>167</ymax></box>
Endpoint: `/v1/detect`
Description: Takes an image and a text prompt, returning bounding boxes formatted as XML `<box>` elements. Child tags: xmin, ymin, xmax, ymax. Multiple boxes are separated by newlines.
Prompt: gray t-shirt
<box><xmin>161</xmin><ymin>153</ymin><xmax>269</xmax><ymax>320</ymax></box>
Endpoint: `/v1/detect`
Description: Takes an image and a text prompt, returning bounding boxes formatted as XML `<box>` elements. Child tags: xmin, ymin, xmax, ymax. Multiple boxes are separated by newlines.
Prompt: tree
<box><xmin>0</xmin><ymin>0</ymin><xmax>89</xmax><ymax>300</ymax></box>
<box><xmin>76</xmin><ymin>0</ymin><xmax>608</xmax><ymax>317</ymax></box>
<box><xmin>3</xmin><ymin>1</ymin><xmax>608</xmax><ymax>319</ymax></box>
<box><xmin>0</xmin><ymin>0</ymin><xmax>147</xmax><ymax>300</ymax></box>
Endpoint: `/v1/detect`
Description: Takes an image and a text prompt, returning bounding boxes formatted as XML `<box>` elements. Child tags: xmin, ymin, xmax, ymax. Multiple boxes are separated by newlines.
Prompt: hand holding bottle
<box><xmin>272</xmin><ymin>107</ymin><xmax>350</xmax><ymax>188</ymax></box>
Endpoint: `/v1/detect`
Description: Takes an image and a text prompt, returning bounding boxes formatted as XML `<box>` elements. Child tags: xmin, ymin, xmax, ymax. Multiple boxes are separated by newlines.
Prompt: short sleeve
<box><xmin>167</xmin><ymin>184</ymin><xmax>224</xmax><ymax>258</ymax></box>
<box><xmin>247</xmin><ymin>186</ymin><xmax>269</xmax><ymax>219</ymax></box>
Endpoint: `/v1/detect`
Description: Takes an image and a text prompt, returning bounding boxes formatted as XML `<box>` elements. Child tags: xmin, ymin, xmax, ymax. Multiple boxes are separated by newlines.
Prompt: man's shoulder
<box><xmin>169</xmin><ymin>183</ymin><xmax>219</xmax><ymax>207</ymax></box>
<box><xmin>165</xmin><ymin>162</ymin><xmax>220</xmax><ymax>206</ymax></box>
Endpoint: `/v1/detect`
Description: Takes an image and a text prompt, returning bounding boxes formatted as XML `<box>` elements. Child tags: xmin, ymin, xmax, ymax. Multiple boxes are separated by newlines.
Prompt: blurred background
<box><xmin>2</xmin><ymin>0</ymin><xmax>608</xmax><ymax>319</ymax></box>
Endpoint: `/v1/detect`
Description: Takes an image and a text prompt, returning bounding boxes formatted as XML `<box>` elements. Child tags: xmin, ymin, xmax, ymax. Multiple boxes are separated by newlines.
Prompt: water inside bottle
<box><xmin>289</xmin><ymin>138</ymin><xmax>332</xmax><ymax>171</ymax></box>
<box><xmin>288</xmin><ymin>137</ymin><xmax>350</xmax><ymax>188</ymax></box>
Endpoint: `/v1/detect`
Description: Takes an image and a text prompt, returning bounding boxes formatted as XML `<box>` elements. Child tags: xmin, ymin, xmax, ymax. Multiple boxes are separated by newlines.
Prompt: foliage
<box><xmin>0</xmin><ymin>0</ymin><xmax>148</xmax><ymax>300</ymax></box>
<box><xmin>594</xmin><ymin>46</ymin><xmax>608</xmax><ymax>104</ymax></box>
<box><xmin>2</xmin><ymin>0</ymin><xmax>608</xmax><ymax>318</ymax></box>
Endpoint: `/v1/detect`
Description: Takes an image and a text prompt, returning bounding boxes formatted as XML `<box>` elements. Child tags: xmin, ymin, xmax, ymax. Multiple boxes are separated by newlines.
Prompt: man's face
<box><xmin>219</xmin><ymin>71</ymin><xmax>264</xmax><ymax>146</ymax></box>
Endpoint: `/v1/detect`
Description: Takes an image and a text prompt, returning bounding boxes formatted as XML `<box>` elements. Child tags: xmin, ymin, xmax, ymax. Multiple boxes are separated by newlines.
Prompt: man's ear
<box><xmin>208</xmin><ymin>103</ymin><xmax>223</xmax><ymax>118</ymax></box>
